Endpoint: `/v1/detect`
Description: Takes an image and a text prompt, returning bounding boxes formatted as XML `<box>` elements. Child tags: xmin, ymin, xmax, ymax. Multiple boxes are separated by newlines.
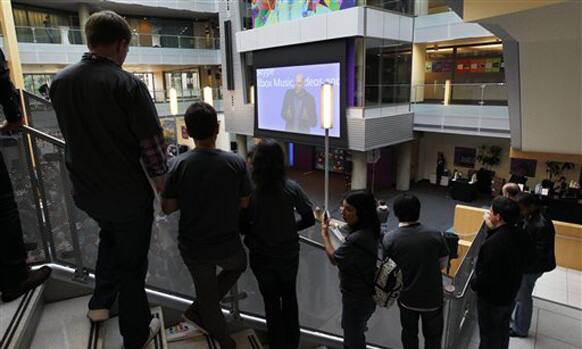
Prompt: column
<box><xmin>235</xmin><ymin>134</ymin><xmax>248</xmax><ymax>159</ymax></box>
<box><xmin>78</xmin><ymin>4</ymin><xmax>91</xmax><ymax>29</ymax></box>
<box><xmin>411</xmin><ymin>44</ymin><xmax>426</xmax><ymax>103</ymax></box>
<box><xmin>414</xmin><ymin>0</ymin><xmax>429</xmax><ymax>16</ymax></box>
<box><xmin>0</xmin><ymin>0</ymin><xmax>24</xmax><ymax>89</ymax></box>
<box><xmin>396</xmin><ymin>142</ymin><xmax>413</xmax><ymax>191</ymax></box>
<box><xmin>351</xmin><ymin>151</ymin><xmax>367</xmax><ymax>190</ymax></box>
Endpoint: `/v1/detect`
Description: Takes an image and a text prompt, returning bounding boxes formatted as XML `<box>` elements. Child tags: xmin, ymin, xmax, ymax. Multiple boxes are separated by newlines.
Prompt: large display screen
<box><xmin>256</xmin><ymin>63</ymin><xmax>341</xmax><ymax>138</ymax></box>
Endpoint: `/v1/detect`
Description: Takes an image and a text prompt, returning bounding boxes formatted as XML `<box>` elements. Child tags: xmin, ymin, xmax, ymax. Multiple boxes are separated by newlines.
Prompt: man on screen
<box><xmin>281</xmin><ymin>73</ymin><xmax>317</xmax><ymax>133</ymax></box>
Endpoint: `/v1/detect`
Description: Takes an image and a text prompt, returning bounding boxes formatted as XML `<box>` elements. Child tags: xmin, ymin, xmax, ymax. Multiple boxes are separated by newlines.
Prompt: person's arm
<box><xmin>160</xmin><ymin>159</ymin><xmax>179</xmax><ymax>215</ymax></box>
<box><xmin>0</xmin><ymin>49</ymin><xmax>23</xmax><ymax>132</ymax></box>
<box><xmin>438</xmin><ymin>233</ymin><xmax>451</xmax><ymax>271</ymax></box>
<box><xmin>140</xmin><ymin>134</ymin><xmax>168</xmax><ymax>193</ymax></box>
<box><xmin>321</xmin><ymin>217</ymin><xmax>337</xmax><ymax>265</ymax></box>
<box><xmin>239</xmin><ymin>158</ymin><xmax>252</xmax><ymax>209</ymax></box>
<box><xmin>281</xmin><ymin>90</ymin><xmax>291</xmax><ymax>121</ymax></box>
<box><xmin>294</xmin><ymin>183</ymin><xmax>315</xmax><ymax>231</ymax></box>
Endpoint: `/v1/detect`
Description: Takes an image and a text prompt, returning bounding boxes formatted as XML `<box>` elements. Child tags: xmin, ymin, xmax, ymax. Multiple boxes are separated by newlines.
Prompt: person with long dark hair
<box><xmin>321</xmin><ymin>190</ymin><xmax>380</xmax><ymax>349</ymax></box>
<box><xmin>240</xmin><ymin>140</ymin><xmax>315</xmax><ymax>349</ymax></box>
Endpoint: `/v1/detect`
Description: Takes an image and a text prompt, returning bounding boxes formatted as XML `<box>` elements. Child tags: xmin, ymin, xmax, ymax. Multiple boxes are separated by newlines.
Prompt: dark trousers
<box><xmin>477</xmin><ymin>297</ymin><xmax>512</xmax><ymax>349</ymax></box>
<box><xmin>181</xmin><ymin>245</ymin><xmax>247</xmax><ymax>349</ymax></box>
<box><xmin>0</xmin><ymin>150</ymin><xmax>28</xmax><ymax>292</ymax></box>
<box><xmin>398</xmin><ymin>303</ymin><xmax>443</xmax><ymax>349</ymax></box>
<box><xmin>87</xmin><ymin>205</ymin><xmax>153</xmax><ymax>349</ymax></box>
<box><xmin>250</xmin><ymin>253</ymin><xmax>300</xmax><ymax>349</ymax></box>
<box><xmin>341</xmin><ymin>295</ymin><xmax>376</xmax><ymax>349</ymax></box>
<box><xmin>512</xmin><ymin>272</ymin><xmax>543</xmax><ymax>336</ymax></box>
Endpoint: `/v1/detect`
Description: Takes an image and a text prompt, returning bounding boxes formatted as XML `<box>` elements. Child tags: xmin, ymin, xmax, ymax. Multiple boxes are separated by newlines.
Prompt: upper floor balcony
<box><xmin>412</xmin><ymin>82</ymin><xmax>510</xmax><ymax>138</ymax></box>
<box><xmin>1</xmin><ymin>26</ymin><xmax>221</xmax><ymax>66</ymax></box>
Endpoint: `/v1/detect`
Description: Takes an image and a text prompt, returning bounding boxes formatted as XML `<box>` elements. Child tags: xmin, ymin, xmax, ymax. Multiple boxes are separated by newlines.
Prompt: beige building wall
<box><xmin>416</xmin><ymin>133</ymin><xmax>581</xmax><ymax>186</ymax></box>
<box><xmin>463</xmin><ymin>0</ymin><xmax>566</xmax><ymax>22</ymax></box>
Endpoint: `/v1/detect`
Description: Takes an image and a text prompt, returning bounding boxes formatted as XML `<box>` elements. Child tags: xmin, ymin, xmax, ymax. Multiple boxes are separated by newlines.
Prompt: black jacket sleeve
<box><xmin>0</xmin><ymin>49</ymin><xmax>22</xmax><ymax>122</ymax></box>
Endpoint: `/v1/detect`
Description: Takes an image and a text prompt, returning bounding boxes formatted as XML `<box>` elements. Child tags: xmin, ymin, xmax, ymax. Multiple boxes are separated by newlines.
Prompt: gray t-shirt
<box><xmin>163</xmin><ymin>148</ymin><xmax>252</xmax><ymax>259</ymax></box>
<box><xmin>383</xmin><ymin>223</ymin><xmax>449</xmax><ymax>309</ymax></box>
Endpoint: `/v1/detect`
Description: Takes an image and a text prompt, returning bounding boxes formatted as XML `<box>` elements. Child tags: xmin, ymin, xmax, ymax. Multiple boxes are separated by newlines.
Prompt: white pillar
<box><xmin>414</xmin><ymin>0</ymin><xmax>429</xmax><ymax>16</ymax></box>
<box><xmin>411</xmin><ymin>44</ymin><xmax>426</xmax><ymax>103</ymax></box>
<box><xmin>235</xmin><ymin>134</ymin><xmax>248</xmax><ymax>159</ymax></box>
<box><xmin>78</xmin><ymin>4</ymin><xmax>90</xmax><ymax>28</ymax></box>
<box><xmin>396</xmin><ymin>142</ymin><xmax>413</xmax><ymax>191</ymax></box>
<box><xmin>351</xmin><ymin>151</ymin><xmax>367</xmax><ymax>190</ymax></box>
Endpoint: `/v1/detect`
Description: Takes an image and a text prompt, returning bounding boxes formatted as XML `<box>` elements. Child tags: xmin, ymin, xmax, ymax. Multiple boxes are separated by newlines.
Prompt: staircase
<box><xmin>0</xmin><ymin>277</ymin><xmax>263</xmax><ymax>349</ymax></box>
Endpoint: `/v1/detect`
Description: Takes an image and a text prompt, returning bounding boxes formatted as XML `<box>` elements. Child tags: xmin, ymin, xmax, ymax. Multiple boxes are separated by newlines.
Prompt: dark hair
<box><xmin>184</xmin><ymin>102</ymin><xmax>218</xmax><ymax>140</ymax></box>
<box><xmin>251</xmin><ymin>140</ymin><xmax>286</xmax><ymax>193</ymax></box>
<box><xmin>515</xmin><ymin>192</ymin><xmax>541</xmax><ymax>217</ymax></box>
<box><xmin>344</xmin><ymin>190</ymin><xmax>381</xmax><ymax>239</ymax></box>
<box><xmin>491</xmin><ymin>196</ymin><xmax>521</xmax><ymax>226</ymax></box>
<box><xmin>393</xmin><ymin>193</ymin><xmax>421</xmax><ymax>223</ymax></box>
<box><xmin>85</xmin><ymin>11</ymin><xmax>132</xmax><ymax>49</ymax></box>
<box><xmin>503</xmin><ymin>182</ymin><xmax>521</xmax><ymax>199</ymax></box>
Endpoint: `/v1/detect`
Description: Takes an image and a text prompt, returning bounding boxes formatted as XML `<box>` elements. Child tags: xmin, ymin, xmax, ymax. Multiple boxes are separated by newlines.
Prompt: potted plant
<box><xmin>545</xmin><ymin>161</ymin><xmax>575</xmax><ymax>181</ymax></box>
<box><xmin>476</xmin><ymin>145</ymin><xmax>502</xmax><ymax>194</ymax></box>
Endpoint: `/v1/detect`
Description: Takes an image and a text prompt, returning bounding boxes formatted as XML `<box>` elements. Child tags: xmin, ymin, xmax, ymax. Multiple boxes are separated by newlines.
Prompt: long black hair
<box><xmin>343</xmin><ymin>190</ymin><xmax>381</xmax><ymax>239</ymax></box>
<box><xmin>251</xmin><ymin>139</ymin><xmax>286</xmax><ymax>193</ymax></box>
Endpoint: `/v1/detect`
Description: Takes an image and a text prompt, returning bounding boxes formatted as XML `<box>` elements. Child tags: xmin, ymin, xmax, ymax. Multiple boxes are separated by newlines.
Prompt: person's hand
<box><xmin>0</xmin><ymin>119</ymin><xmax>24</xmax><ymax>134</ymax></box>
<box><xmin>321</xmin><ymin>216</ymin><xmax>330</xmax><ymax>239</ymax></box>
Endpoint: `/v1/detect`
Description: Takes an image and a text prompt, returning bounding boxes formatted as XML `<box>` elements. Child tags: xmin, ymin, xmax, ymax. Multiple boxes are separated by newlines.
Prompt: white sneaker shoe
<box><xmin>87</xmin><ymin>309</ymin><xmax>110</xmax><ymax>322</ymax></box>
<box><xmin>142</xmin><ymin>317</ymin><xmax>161</xmax><ymax>348</ymax></box>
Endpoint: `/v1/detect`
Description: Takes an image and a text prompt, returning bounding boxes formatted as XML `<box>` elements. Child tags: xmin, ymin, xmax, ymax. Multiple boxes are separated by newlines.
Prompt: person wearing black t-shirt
<box><xmin>240</xmin><ymin>140</ymin><xmax>315</xmax><ymax>349</ymax></box>
<box><xmin>162</xmin><ymin>102</ymin><xmax>252</xmax><ymax>349</ymax></box>
<box><xmin>383</xmin><ymin>194</ymin><xmax>449</xmax><ymax>349</ymax></box>
<box><xmin>471</xmin><ymin>196</ymin><xmax>528</xmax><ymax>349</ymax></box>
<box><xmin>321</xmin><ymin>191</ymin><xmax>379</xmax><ymax>349</ymax></box>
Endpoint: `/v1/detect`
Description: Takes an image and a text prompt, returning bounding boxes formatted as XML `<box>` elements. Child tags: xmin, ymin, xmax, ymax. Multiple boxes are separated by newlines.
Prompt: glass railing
<box><xmin>364</xmin><ymin>0</ymin><xmax>415</xmax><ymax>16</ymax></box>
<box><xmin>14</xmin><ymin>26</ymin><xmax>219</xmax><ymax>50</ymax></box>
<box><xmin>412</xmin><ymin>83</ymin><xmax>508</xmax><ymax>106</ymax></box>
<box><xmin>151</xmin><ymin>88</ymin><xmax>223</xmax><ymax>104</ymax></box>
<box><xmin>130</xmin><ymin>32</ymin><xmax>220</xmax><ymax>50</ymax></box>
<box><xmin>6</xmin><ymin>91</ymin><xmax>482</xmax><ymax>348</ymax></box>
<box><xmin>15</xmin><ymin>26</ymin><xmax>62</xmax><ymax>44</ymax></box>
<box><xmin>364</xmin><ymin>84</ymin><xmax>412</xmax><ymax>109</ymax></box>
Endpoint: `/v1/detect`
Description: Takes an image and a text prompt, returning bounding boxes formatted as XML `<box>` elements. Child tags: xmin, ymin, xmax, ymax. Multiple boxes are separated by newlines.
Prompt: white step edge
<box><xmin>0</xmin><ymin>284</ymin><xmax>46</xmax><ymax>349</ymax></box>
<box><xmin>91</xmin><ymin>306</ymin><xmax>168</xmax><ymax>349</ymax></box>
<box><xmin>168</xmin><ymin>328</ymin><xmax>263</xmax><ymax>349</ymax></box>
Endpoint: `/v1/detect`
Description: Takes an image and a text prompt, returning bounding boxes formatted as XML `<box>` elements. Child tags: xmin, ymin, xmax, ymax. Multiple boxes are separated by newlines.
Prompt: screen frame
<box><xmin>253</xmin><ymin>39</ymin><xmax>348</xmax><ymax>148</ymax></box>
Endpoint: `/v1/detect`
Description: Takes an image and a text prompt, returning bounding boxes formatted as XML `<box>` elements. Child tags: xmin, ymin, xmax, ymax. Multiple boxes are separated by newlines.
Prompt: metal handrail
<box><xmin>22</xmin><ymin>125</ymin><xmax>65</xmax><ymax>147</ymax></box>
<box><xmin>299</xmin><ymin>235</ymin><xmax>325</xmax><ymax>250</ymax></box>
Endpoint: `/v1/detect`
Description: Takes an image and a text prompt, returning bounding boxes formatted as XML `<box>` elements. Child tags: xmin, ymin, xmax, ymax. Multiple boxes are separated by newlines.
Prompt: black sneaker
<box><xmin>1</xmin><ymin>266</ymin><xmax>52</xmax><ymax>303</ymax></box>
<box><xmin>509</xmin><ymin>329</ymin><xmax>527</xmax><ymax>338</ymax></box>
<box><xmin>182</xmin><ymin>303</ymin><xmax>209</xmax><ymax>335</ymax></box>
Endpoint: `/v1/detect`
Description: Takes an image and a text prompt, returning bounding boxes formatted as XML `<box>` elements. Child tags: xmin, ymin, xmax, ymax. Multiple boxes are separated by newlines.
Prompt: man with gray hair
<box><xmin>502</xmin><ymin>182</ymin><xmax>521</xmax><ymax>200</ymax></box>
<box><xmin>50</xmin><ymin>11</ymin><xmax>166</xmax><ymax>348</ymax></box>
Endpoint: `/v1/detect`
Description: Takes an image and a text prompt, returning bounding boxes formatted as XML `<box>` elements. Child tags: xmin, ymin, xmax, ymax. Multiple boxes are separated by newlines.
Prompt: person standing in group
<box><xmin>471</xmin><ymin>196</ymin><xmax>528</xmax><ymax>349</ymax></box>
<box><xmin>240</xmin><ymin>140</ymin><xmax>315</xmax><ymax>349</ymax></box>
<box><xmin>382</xmin><ymin>194</ymin><xmax>450</xmax><ymax>349</ymax></box>
<box><xmin>50</xmin><ymin>11</ymin><xmax>167</xmax><ymax>348</ymax></box>
<box><xmin>510</xmin><ymin>192</ymin><xmax>556</xmax><ymax>338</ymax></box>
<box><xmin>0</xmin><ymin>49</ymin><xmax>52</xmax><ymax>303</ymax></box>
<box><xmin>161</xmin><ymin>102</ymin><xmax>251</xmax><ymax>349</ymax></box>
<box><xmin>321</xmin><ymin>191</ymin><xmax>379</xmax><ymax>349</ymax></box>
<box><xmin>502</xmin><ymin>182</ymin><xmax>521</xmax><ymax>200</ymax></box>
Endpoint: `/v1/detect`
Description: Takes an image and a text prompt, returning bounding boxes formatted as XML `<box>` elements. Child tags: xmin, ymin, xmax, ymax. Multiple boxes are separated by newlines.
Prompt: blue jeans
<box><xmin>511</xmin><ymin>272</ymin><xmax>543</xmax><ymax>336</ymax></box>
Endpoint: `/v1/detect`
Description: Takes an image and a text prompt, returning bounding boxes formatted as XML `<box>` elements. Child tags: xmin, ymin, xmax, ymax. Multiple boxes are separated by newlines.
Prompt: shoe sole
<box><xmin>181</xmin><ymin>314</ymin><xmax>209</xmax><ymax>335</ymax></box>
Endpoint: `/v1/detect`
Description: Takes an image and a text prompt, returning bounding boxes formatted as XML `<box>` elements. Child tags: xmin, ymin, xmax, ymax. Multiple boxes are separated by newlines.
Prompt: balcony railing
<box><xmin>14</xmin><ymin>26</ymin><xmax>220</xmax><ymax>50</ymax></box>
<box><xmin>3</xmin><ymin>90</ymin><xmax>483</xmax><ymax>348</ymax></box>
<box><xmin>412</xmin><ymin>82</ymin><xmax>508</xmax><ymax>106</ymax></box>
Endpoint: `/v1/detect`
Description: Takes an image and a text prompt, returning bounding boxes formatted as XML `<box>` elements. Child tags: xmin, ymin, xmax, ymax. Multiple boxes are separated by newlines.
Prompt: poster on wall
<box><xmin>175</xmin><ymin>117</ymin><xmax>195</xmax><ymax>148</ymax></box>
<box><xmin>510</xmin><ymin>158</ymin><xmax>537</xmax><ymax>178</ymax></box>
<box><xmin>454</xmin><ymin>147</ymin><xmax>477</xmax><ymax>168</ymax></box>
<box><xmin>252</xmin><ymin>0</ymin><xmax>356</xmax><ymax>28</ymax></box>
<box><xmin>456</xmin><ymin>58</ymin><xmax>502</xmax><ymax>73</ymax></box>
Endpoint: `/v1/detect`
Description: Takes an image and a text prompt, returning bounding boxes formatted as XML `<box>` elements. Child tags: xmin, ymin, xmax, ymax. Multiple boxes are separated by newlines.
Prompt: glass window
<box><xmin>164</xmin><ymin>70</ymin><xmax>201</xmax><ymax>100</ymax></box>
<box><xmin>23</xmin><ymin>74</ymin><xmax>54</xmax><ymax>99</ymax></box>
<box><xmin>365</xmin><ymin>0</ymin><xmax>414</xmax><ymax>15</ymax></box>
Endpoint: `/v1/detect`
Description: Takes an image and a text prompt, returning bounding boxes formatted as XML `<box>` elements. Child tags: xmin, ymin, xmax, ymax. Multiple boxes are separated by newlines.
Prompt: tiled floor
<box><xmin>534</xmin><ymin>266</ymin><xmax>582</xmax><ymax>309</ymax></box>
<box><xmin>467</xmin><ymin>298</ymin><xmax>582</xmax><ymax>349</ymax></box>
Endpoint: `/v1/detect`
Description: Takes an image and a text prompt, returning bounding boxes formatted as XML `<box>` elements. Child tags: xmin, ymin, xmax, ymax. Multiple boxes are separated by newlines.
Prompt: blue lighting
<box><xmin>288</xmin><ymin>143</ymin><xmax>295</xmax><ymax>167</ymax></box>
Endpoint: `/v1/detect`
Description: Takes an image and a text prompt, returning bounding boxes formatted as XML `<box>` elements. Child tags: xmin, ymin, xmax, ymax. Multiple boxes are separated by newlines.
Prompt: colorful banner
<box><xmin>252</xmin><ymin>0</ymin><xmax>356</xmax><ymax>28</ymax></box>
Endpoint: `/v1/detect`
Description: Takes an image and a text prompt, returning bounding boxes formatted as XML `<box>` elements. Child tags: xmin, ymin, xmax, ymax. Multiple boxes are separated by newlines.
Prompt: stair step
<box><xmin>92</xmin><ymin>306</ymin><xmax>168</xmax><ymax>349</ymax></box>
<box><xmin>168</xmin><ymin>328</ymin><xmax>263</xmax><ymax>349</ymax></box>
<box><xmin>1</xmin><ymin>284</ymin><xmax>45</xmax><ymax>349</ymax></box>
<box><xmin>29</xmin><ymin>294</ymin><xmax>92</xmax><ymax>349</ymax></box>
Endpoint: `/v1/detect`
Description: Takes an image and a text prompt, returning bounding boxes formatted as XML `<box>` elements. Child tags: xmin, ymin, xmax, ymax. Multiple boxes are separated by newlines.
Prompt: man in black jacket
<box><xmin>471</xmin><ymin>196</ymin><xmax>528</xmax><ymax>349</ymax></box>
<box><xmin>511</xmin><ymin>192</ymin><xmax>556</xmax><ymax>337</ymax></box>
<box><xmin>0</xmin><ymin>48</ymin><xmax>52</xmax><ymax>303</ymax></box>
